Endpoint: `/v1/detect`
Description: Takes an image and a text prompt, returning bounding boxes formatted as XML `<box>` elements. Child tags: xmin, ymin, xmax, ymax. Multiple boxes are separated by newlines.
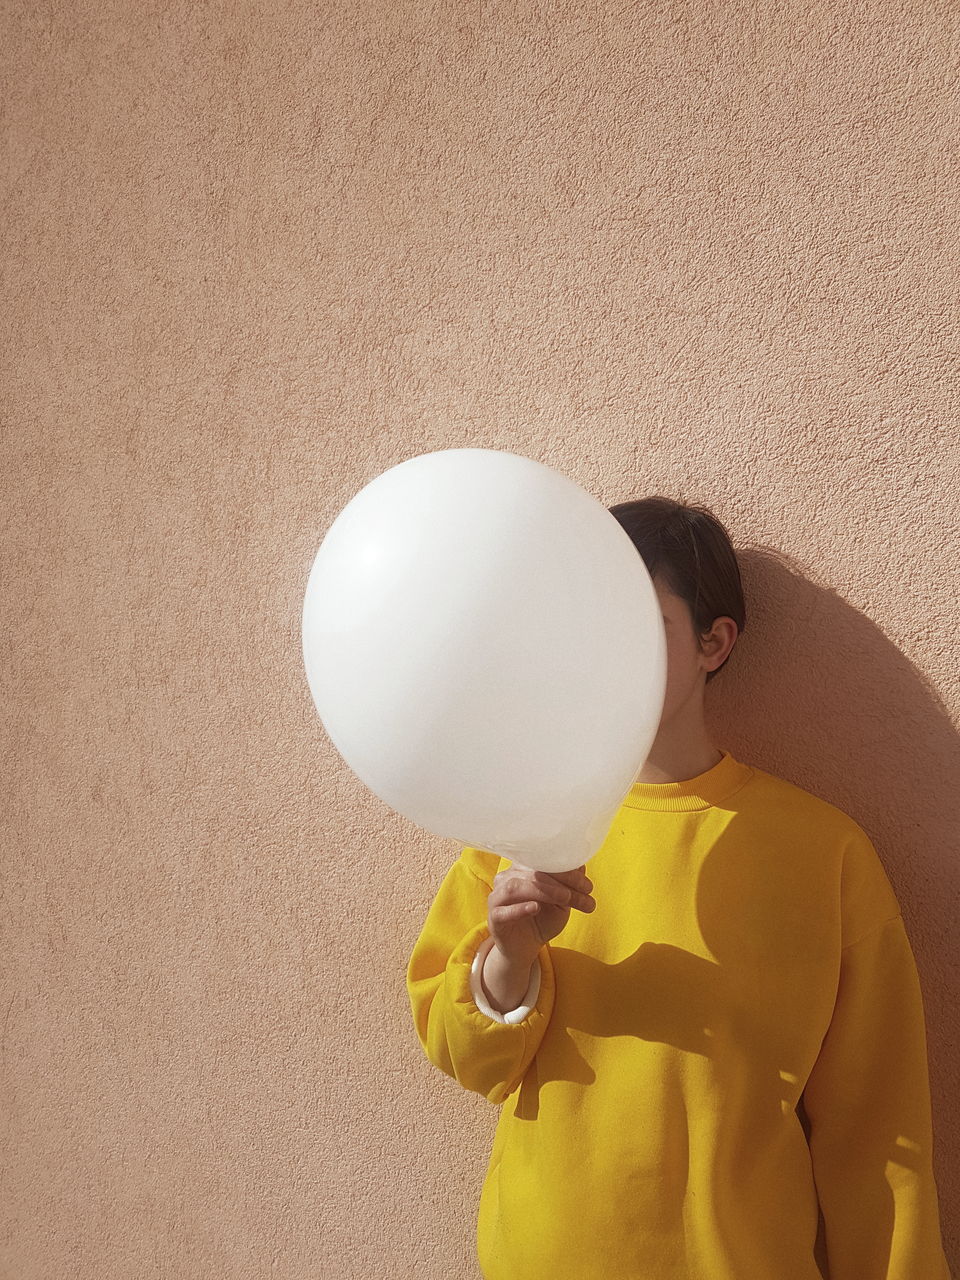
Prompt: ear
<box><xmin>700</xmin><ymin>616</ymin><xmax>739</xmax><ymax>672</ymax></box>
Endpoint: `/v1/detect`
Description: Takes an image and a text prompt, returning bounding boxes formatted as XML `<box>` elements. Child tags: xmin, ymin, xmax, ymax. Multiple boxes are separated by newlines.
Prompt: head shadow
<box><xmin>711</xmin><ymin>544</ymin><xmax>959</xmax><ymax>1185</ymax></box>
<box><xmin>509</xmin><ymin>544</ymin><xmax>957</xmax><ymax>1272</ymax></box>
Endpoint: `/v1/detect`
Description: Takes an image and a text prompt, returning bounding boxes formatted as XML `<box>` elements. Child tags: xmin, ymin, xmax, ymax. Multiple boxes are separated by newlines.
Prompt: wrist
<box><xmin>490</xmin><ymin>939</ymin><xmax>541</xmax><ymax>973</ymax></box>
<box><xmin>482</xmin><ymin>941</ymin><xmax>540</xmax><ymax>1013</ymax></box>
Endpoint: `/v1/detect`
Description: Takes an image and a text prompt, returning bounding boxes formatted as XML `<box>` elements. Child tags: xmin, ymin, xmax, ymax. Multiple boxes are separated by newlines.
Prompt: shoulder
<box><xmin>743</xmin><ymin>761</ymin><xmax>900</xmax><ymax>943</ymax></box>
<box><xmin>456</xmin><ymin>844</ymin><xmax>507</xmax><ymax>889</ymax></box>
<box><xmin>743</xmin><ymin>761</ymin><xmax>868</xmax><ymax>842</ymax></box>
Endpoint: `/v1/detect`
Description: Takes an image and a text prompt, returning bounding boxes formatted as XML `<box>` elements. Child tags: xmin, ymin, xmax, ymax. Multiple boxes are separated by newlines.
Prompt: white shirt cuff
<box><xmin>469</xmin><ymin>934</ymin><xmax>541</xmax><ymax>1024</ymax></box>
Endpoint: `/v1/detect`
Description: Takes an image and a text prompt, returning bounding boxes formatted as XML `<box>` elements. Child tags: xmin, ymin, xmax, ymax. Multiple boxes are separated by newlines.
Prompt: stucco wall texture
<box><xmin>2</xmin><ymin>1</ymin><xmax>958</xmax><ymax>1277</ymax></box>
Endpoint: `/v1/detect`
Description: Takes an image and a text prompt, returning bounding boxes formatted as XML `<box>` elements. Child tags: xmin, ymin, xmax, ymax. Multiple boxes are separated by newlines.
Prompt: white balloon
<box><xmin>301</xmin><ymin>448</ymin><xmax>666</xmax><ymax>872</ymax></box>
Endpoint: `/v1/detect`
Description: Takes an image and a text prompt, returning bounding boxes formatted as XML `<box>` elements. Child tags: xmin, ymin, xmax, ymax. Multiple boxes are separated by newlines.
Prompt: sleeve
<box><xmin>801</xmin><ymin>826</ymin><xmax>952</xmax><ymax>1280</ymax></box>
<box><xmin>405</xmin><ymin>846</ymin><xmax>556</xmax><ymax>1104</ymax></box>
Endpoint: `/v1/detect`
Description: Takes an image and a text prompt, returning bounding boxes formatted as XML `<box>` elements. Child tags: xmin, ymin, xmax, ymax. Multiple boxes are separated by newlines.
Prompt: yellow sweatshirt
<box><xmin>406</xmin><ymin>750</ymin><xmax>952</xmax><ymax>1280</ymax></box>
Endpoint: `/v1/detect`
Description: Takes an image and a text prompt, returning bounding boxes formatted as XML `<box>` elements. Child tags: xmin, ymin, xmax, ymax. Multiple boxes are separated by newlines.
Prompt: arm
<box><xmin>471</xmin><ymin>933</ymin><xmax>542</xmax><ymax>1022</ymax></box>
<box><xmin>801</xmin><ymin>913</ymin><xmax>952</xmax><ymax>1279</ymax></box>
<box><xmin>406</xmin><ymin>846</ymin><xmax>556</xmax><ymax>1104</ymax></box>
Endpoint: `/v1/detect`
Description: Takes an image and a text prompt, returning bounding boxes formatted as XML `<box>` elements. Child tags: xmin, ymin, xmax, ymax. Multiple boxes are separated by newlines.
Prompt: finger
<box><xmin>491</xmin><ymin>900</ymin><xmax>540</xmax><ymax>923</ymax></box>
<box><xmin>502</xmin><ymin>862</ymin><xmax>543</xmax><ymax>880</ymax></box>
<box><xmin>496</xmin><ymin>864</ymin><xmax>593</xmax><ymax>897</ymax></box>
<box><xmin>495</xmin><ymin>878</ymin><xmax>573</xmax><ymax>909</ymax></box>
<box><xmin>569</xmin><ymin>890</ymin><xmax>597</xmax><ymax>913</ymax></box>
<box><xmin>545</xmin><ymin>866</ymin><xmax>594</xmax><ymax>894</ymax></box>
<box><xmin>537</xmin><ymin>871</ymin><xmax>595</xmax><ymax>912</ymax></box>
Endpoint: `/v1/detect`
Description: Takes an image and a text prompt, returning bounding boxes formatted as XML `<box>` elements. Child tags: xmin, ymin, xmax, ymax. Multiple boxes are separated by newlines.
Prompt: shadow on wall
<box><xmin>709</xmin><ymin>545</ymin><xmax>959</xmax><ymax>1273</ymax></box>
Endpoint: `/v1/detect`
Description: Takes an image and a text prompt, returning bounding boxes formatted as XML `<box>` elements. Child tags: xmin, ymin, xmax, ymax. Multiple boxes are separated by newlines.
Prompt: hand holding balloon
<box><xmin>481</xmin><ymin>863</ymin><xmax>596</xmax><ymax>1013</ymax></box>
<box><xmin>488</xmin><ymin>863</ymin><xmax>597</xmax><ymax>966</ymax></box>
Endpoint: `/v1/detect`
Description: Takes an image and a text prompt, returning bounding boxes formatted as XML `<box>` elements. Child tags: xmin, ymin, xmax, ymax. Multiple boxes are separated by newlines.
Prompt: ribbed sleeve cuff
<box><xmin>468</xmin><ymin>934</ymin><xmax>542</xmax><ymax>1025</ymax></box>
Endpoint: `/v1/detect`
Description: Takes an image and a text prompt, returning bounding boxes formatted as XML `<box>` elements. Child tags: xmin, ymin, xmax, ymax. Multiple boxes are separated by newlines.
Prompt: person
<box><xmin>406</xmin><ymin>496</ymin><xmax>952</xmax><ymax>1280</ymax></box>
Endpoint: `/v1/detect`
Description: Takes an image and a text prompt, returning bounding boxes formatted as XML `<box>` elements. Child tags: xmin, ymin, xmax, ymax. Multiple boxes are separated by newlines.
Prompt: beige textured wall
<box><xmin>3</xmin><ymin>2</ymin><xmax>958</xmax><ymax>1277</ymax></box>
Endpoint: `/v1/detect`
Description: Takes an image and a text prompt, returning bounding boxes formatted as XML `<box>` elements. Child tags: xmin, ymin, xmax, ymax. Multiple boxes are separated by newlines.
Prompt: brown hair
<box><xmin>607</xmin><ymin>496</ymin><xmax>745</xmax><ymax>683</ymax></box>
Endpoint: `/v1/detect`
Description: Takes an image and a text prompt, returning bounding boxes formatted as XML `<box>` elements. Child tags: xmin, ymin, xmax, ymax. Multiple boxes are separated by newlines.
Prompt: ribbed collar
<box><xmin>621</xmin><ymin>749</ymin><xmax>754</xmax><ymax>812</ymax></box>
